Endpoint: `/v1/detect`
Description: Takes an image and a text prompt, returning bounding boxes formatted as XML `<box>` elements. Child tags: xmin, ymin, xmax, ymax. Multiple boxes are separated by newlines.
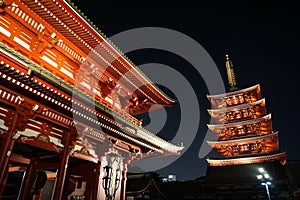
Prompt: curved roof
<box><xmin>207</xmin><ymin>114</ymin><xmax>271</xmax><ymax>130</ymax></box>
<box><xmin>207</xmin><ymin>84</ymin><xmax>260</xmax><ymax>99</ymax></box>
<box><xmin>126</xmin><ymin>172</ymin><xmax>167</xmax><ymax>199</ymax></box>
<box><xmin>0</xmin><ymin>43</ymin><xmax>184</xmax><ymax>154</ymax></box>
<box><xmin>207</xmin><ymin>151</ymin><xmax>286</xmax><ymax>166</ymax></box>
<box><xmin>207</xmin><ymin>98</ymin><xmax>265</xmax><ymax>114</ymax></box>
<box><xmin>126</xmin><ymin>172</ymin><xmax>155</xmax><ymax>193</ymax></box>
<box><xmin>19</xmin><ymin>0</ymin><xmax>175</xmax><ymax>107</ymax></box>
<box><xmin>207</xmin><ymin>131</ymin><xmax>278</xmax><ymax>147</ymax></box>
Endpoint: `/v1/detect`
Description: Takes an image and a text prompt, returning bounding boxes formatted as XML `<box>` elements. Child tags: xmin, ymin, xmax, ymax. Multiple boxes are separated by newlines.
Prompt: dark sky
<box><xmin>73</xmin><ymin>0</ymin><xmax>298</xmax><ymax>180</ymax></box>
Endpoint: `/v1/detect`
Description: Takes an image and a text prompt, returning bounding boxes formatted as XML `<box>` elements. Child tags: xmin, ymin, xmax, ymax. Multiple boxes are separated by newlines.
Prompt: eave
<box><xmin>207</xmin><ymin>151</ymin><xmax>286</xmax><ymax>166</ymax></box>
<box><xmin>207</xmin><ymin>114</ymin><xmax>272</xmax><ymax>132</ymax></box>
<box><xmin>19</xmin><ymin>0</ymin><xmax>175</xmax><ymax>108</ymax></box>
<box><xmin>207</xmin><ymin>131</ymin><xmax>278</xmax><ymax>147</ymax></box>
<box><xmin>207</xmin><ymin>98</ymin><xmax>265</xmax><ymax>114</ymax></box>
<box><xmin>207</xmin><ymin>84</ymin><xmax>260</xmax><ymax>99</ymax></box>
<box><xmin>0</xmin><ymin>43</ymin><xmax>183</xmax><ymax>154</ymax></box>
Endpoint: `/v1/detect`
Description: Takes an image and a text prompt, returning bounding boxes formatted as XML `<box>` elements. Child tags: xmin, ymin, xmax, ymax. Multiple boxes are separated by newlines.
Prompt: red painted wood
<box><xmin>52</xmin><ymin>131</ymin><xmax>71</xmax><ymax>200</ymax></box>
<box><xmin>0</xmin><ymin>111</ymin><xmax>17</xmax><ymax>199</ymax></box>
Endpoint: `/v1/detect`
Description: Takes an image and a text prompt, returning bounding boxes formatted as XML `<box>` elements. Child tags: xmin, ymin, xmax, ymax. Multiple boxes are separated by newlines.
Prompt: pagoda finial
<box><xmin>225</xmin><ymin>54</ymin><xmax>237</xmax><ymax>91</ymax></box>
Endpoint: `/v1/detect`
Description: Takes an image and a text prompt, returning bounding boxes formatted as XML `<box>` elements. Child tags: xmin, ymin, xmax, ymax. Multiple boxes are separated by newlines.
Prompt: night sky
<box><xmin>73</xmin><ymin>0</ymin><xmax>297</xmax><ymax>180</ymax></box>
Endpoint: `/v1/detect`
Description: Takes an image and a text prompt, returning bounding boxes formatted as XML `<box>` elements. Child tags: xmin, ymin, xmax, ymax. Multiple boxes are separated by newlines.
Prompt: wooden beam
<box><xmin>9</xmin><ymin>153</ymin><xmax>31</xmax><ymax>165</ymax></box>
<box><xmin>46</xmin><ymin>172</ymin><xmax>57</xmax><ymax>180</ymax></box>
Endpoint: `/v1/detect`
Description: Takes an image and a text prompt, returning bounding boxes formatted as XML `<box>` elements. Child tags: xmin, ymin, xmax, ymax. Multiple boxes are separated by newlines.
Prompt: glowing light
<box><xmin>0</xmin><ymin>26</ymin><xmax>11</xmax><ymax>37</ymax></box>
<box><xmin>40</xmin><ymin>55</ymin><xmax>58</xmax><ymax>68</ymax></box>
<box><xmin>257</xmin><ymin>175</ymin><xmax>263</xmax><ymax>179</ymax></box>
<box><xmin>258</xmin><ymin>168</ymin><xmax>264</xmax><ymax>173</ymax></box>
<box><xmin>264</xmin><ymin>173</ymin><xmax>270</xmax><ymax>179</ymax></box>
<box><xmin>13</xmin><ymin>37</ymin><xmax>30</xmax><ymax>50</ymax></box>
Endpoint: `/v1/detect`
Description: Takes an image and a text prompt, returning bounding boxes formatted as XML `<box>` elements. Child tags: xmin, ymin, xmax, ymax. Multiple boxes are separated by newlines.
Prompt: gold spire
<box><xmin>225</xmin><ymin>54</ymin><xmax>237</xmax><ymax>91</ymax></box>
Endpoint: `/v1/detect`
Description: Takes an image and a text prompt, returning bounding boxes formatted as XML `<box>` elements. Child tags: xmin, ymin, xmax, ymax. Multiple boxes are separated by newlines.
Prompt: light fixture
<box><xmin>258</xmin><ymin>167</ymin><xmax>264</xmax><ymax>173</ymax></box>
<box><xmin>262</xmin><ymin>181</ymin><xmax>272</xmax><ymax>186</ymax></box>
<box><xmin>102</xmin><ymin>156</ymin><xmax>122</xmax><ymax>200</ymax></box>
<box><xmin>264</xmin><ymin>173</ymin><xmax>270</xmax><ymax>179</ymax></box>
<box><xmin>256</xmin><ymin>168</ymin><xmax>271</xmax><ymax>200</ymax></box>
<box><xmin>257</xmin><ymin>175</ymin><xmax>263</xmax><ymax>179</ymax></box>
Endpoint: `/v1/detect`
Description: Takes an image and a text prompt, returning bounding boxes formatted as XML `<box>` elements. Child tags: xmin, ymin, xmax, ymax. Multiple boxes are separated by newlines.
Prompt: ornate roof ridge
<box><xmin>64</xmin><ymin>0</ymin><xmax>143</xmax><ymax>74</ymax></box>
<box><xmin>207</xmin><ymin>151</ymin><xmax>286</xmax><ymax>166</ymax></box>
<box><xmin>207</xmin><ymin>84</ymin><xmax>260</xmax><ymax>99</ymax></box>
<box><xmin>207</xmin><ymin>98</ymin><xmax>265</xmax><ymax>113</ymax></box>
<box><xmin>18</xmin><ymin>0</ymin><xmax>174</xmax><ymax>105</ymax></box>
<box><xmin>207</xmin><ymin>151</ymin><xmax>286</xmax><ymax>162</ymax></box>
<box><xmin>63</xmin><ymin>0</ymin><xmax>175</xmax><ymax>104</ymax></box>
<box><xmin>207</xmin><ymin>114</ymin><xmax>271</xmax><ymax>129</ymax></box>
<box><xmin>207</xmin><ymin>131</ymin><xmax>278</xmax><ymax>146</ymax></box>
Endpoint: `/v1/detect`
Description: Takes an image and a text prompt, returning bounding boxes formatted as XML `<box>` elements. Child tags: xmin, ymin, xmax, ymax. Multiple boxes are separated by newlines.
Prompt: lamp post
<box><xmin>102</xmin><ymin>165</ymin><xmax>121</xmax><ymax>200</ymax></box>
<box><xmin>102</xmin><ymin>155</ymin><xmax>122</xmax><ymax>200</ymax></box>
<box><xmin>257</xmin><ymin>168</ymin><xmax>271</xmax><ymax>200</ymax></box>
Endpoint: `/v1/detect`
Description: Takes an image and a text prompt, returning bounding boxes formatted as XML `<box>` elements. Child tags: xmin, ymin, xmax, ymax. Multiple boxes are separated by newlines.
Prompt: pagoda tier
<box><xmin>207</xmin><ymin>83</ymin><xmax>286</xmax><ymax>166</ymax></box>
<box><xmin>207</xmin><ymin>84</ymin><xmax>261</xmax><ymax>109</ymax></box>
<box><xmin>207</xmin><ymin>151</ymin><xmax>286</xmax><ymax>167</ymax></box>
<box><xmin>208</xmin><ymin>98</ymin><xmax>266</xmax><ymax>124</ymax></box>
<box><xmin>207</xmin><ymin>114</ymin><xmax>272</xmax><ymax>140</ymax></box>
<box><xmin>207</xmin><ymin>132</ymin><xmax>279</xmax><ymax>157</ymax></box>
<box><xmin>206</xmin><ymin>58</ymin><xmax>286</xmax><ymax>167</ymax></box>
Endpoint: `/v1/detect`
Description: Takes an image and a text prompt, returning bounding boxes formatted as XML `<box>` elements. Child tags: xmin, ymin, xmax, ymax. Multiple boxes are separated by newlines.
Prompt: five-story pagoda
<box><xmin>206</xmin><ymin>55</ymin><xmax>286</xmax><ymax>167</ymax></box>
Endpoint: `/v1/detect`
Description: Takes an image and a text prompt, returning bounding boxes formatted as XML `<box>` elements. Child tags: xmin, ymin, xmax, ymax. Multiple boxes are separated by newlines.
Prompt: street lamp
<box><xmin>257</xmin><ymin>168</ymin><xmax>271</xmax><ymax>200</ymax></box>
<box><xmin>102</xmin><ymin>155</ymin><xmax>122</xmax><ymax>200</ymax></box>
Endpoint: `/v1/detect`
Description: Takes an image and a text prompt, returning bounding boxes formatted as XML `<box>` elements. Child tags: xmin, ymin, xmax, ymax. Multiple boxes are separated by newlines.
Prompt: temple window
<box><xmin>234</xmin><ymin>110</ymin><xmax>242</xmax><ymax>120</ymax></box>
<box><xmin>243</xmin><ymin>94</ymin><xmax>251</xmax><ymax>103</ymax></box>
<box><xmin>240</xmin><ymin>145</ymin><xmax>244</xmax><ymax>152</ymax></box>
<box><xmin>246</xmin><ymin>125</ymin><xmax>255</xmax><ymax>135</ymax></box>
<box><xmin>247</xmin><ymin>108</ymin><xmax>254</xmax><ymax>118</ymax></box>
<box><xmin>237</xmin><ymin>127</ymin><xmax>245</xmax><ymax>135</ymax></box>
<box><xmin>233</xmin><ymin>146</ymin><xmax>239</xmax><ymax>152</ymax></box>
<box><xmin>254</xmin><ymin>123</ymin><xmax>261</xmax><ymax>134</ymax></box>
<box><xmin>225</xmin><ymin>112</ymin><xmax>233</xmax><ymax>121</ymax></box>
<box><xmin>240</xmin><ymin>144</ymin><xmax>249</xmax><ymax>152</ymax></box>
<box><xmin>229</xmin><ymin>127</ymin><xmax>236</xmax><ymax>137</ymax></box>
<box><xmin>238</xmin><ymin>95</ymin><xmax>244</xmax><ymax>104</ymax></box>
<box><xmin>242</xmin><ymin>109</ymin><xmax>249</xmax><ymax>118</ymax></box>
<box><xmin>250</xmin><ymin>143</ymin><xmax>256</xmax><ymax>151</ymax></box>
<box><xmin>232</xmin><ymin>96</ymin><xmax>239</xmax><ymax>104</ymax></box>
<box><xmin>226</xmin><ymin>97</ymin><xmax>232</xmax><ymax>106</ymax></box>
<box><xmin>250</xmin><ymin>91</ymin><xmax>258</xmax><ymax>102</ymax></box>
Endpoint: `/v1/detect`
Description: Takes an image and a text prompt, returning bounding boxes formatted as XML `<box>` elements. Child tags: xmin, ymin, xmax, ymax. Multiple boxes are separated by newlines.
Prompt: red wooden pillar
<box><xmin>82</xmin><ymin>162</ymin><xmax>95</xmax><ymax>200</ymax></box>
<box><xmin>92</xmin><ymin>162</ymin><xmax>103</xmax><ymax>200</ymax></box>
<box><xmin>19</xmin><ymin>157</ymin><xmax>36</xmax><ymax>200</ymax></box>
<box><xmin>120</xmin><ymin>164</ymin><xmax>127</xmax><ymax>200</ymax></box>
<box><xmin>52</xmin><ymin>131</ymin><xmax>71</xmax><ymax>200</ymax></box>
<box><xmin>0</xmin><ymin>111</ymin><xmax>17</xmax><ymax>198</ymax></box>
